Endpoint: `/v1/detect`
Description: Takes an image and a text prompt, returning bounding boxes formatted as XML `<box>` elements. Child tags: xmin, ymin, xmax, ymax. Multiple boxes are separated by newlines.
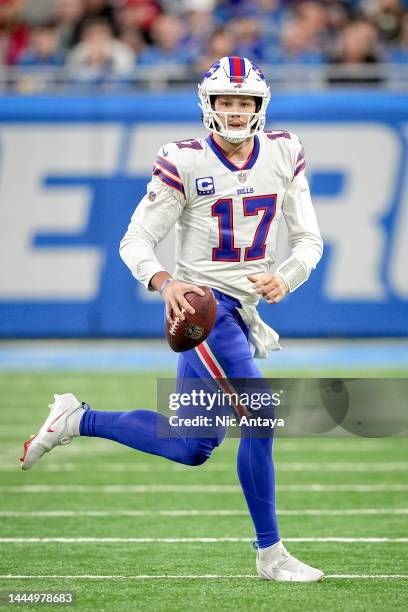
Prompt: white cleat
<box><xmin>256</xmin><ymin>540</ymin><xmax>324</xmax><ymax>582</ymax></box>
<box><xmin>20</xmin><ymin>393</ymin><xmax>85</xmax><ymax>471</ymax></box>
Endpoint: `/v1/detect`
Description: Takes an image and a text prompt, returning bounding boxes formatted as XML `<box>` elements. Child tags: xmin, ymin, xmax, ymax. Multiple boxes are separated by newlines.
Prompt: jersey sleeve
<box><xmin>276</xmin><ymin>136</ymin><xmax>323</xmax><ymax>292</ymax></box>
<box><xmin>119</xmin><ymin>145</ymin><xmax>185</xmax><ymax>289</ymax></box>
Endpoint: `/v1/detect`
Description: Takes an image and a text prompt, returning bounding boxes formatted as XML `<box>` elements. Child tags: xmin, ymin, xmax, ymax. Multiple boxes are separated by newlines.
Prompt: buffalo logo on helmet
<box><xmin>251</xmin><ymin>62</ymin><xmax>266</xmax><ymax>81</ymax></box>
<box><xmin>203</xmin><ymin>61</ymin><xmax>220</xmax><ymax>80</ymax></box>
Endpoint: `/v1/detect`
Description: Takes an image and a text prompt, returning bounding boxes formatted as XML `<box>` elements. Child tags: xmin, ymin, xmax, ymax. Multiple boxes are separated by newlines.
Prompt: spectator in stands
<box><xmin>0</xmin><ymin>0</ymin><xmax>29</xmax><ymax>64</ymax></box>
<box><xmin>242</xmin><ymin>0</ymin><xmax>286</xmax><ymax>65</ymax></box>
<box><xmin>212</xmin><ymin>0</ymin><xmax>248</xmax><ymax>24</ymax></box>
<box><xmin>114</xmin><ymin>0</ymin><xmax>161</xmax><ymax>44</ymax></box>
<box><xmin>2</xmin><ymin>0</ymin><xmax>408</xmax><ymax>88</ymax></box>
<box><xmin>18</xmin><ymin>20</ymin><xmax>65</xmax><ymax>66</ymax></box>
<box><xmin>53</xmin><ymin>0</ymin><xmax>85</xmax><ymax>50</ymax></box>
<box><xmin>230</xmin><ymin>16</ymin><xmax>265</xmax><ymax>61</ymax></box>
<box><xmin>362</xmin><ymin>0</ymin><xmax>404</xmax><ymax>43</ymax></box>
<box><xmin>242</xmin><ymin>0</ymin><xmax>286</xmax><ymax>44</ymax></box>
<box><xmin>68</xmin><ymin>16</ymin><xmax>134</xmax><ymax>78</ymax></box>
<box><xmin>213</xmin><ymin>0</ymin><xmax>287</xmax><ymax>31</ymax></box>
<box><xmin>85</xmin><ymin>0</ymin><xmax>114</xmax><ymax>19</ymax></box>
<box><xmin>266</xmin><ymin>17</ymin><xmax>327</xmax><ymax>64</ymax></box>
<box><xmin>117</xmin><ymin>20</ymin><xmax>146</xmax><ymax>56</ymax></box>
<box><xmin>326</xmin><ymin>1</ymin><xmax>352</xmax><ymax>39</ymax></box>
<box><xmin>328</xmin><ymin>18</ymin><xmax>385</xmax><ymax>84</ymax></box>
<box><xmin>180</xmin><ymin>0</ymin><xmax>216</xmax><ymax>64</ymax></box>
<box><xmin>295</xmin><ymin>0</ymin><xmax>330</xmax><ymax>55</ymax></box>
<box><xmin>71</xmin><ymin>0</ymin><xmax>119</xmax><ymax>45</ymax></box>
<box><xmin>137</xmin><ymin>13</ymin><xmax>189</xmax><ymax>65</ymax></box>
<box><xmin>194</xmin><ymin>26</ymin><xmax>235</xmax><ymax>73</ymax></box>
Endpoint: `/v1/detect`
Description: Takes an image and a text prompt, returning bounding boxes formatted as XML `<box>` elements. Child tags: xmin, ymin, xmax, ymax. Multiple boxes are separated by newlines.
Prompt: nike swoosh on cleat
<box><xmin>47</xmin><ymin>409</ymin><xmax>69</xmax><ymax>433</ymax></box>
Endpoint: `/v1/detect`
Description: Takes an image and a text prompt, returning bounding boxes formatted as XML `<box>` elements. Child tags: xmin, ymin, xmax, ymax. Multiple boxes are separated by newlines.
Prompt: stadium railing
<box><xmin>0</xmin><ymin>63</ymin><xmax>407</xmax><ymax>93</ymax></box>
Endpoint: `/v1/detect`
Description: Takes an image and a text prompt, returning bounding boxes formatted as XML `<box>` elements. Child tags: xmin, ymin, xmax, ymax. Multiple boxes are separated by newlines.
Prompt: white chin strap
<box><xmin>222</xmin><ymin>131</ymin><xmax>249</xmax><ymax>144</ymax></box>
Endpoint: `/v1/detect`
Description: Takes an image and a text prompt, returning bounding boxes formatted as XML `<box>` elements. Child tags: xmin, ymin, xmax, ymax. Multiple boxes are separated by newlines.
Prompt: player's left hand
<box><xmin>247</xmin><ymin>273</ymin><xmax>289</xmax><ymax>304</ymax></box>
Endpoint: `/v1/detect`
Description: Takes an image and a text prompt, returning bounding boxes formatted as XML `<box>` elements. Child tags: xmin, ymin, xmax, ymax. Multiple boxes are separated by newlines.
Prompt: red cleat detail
<box><xmin>20</xmin><ymin>433</ymin><xmax>39</xmax><ymax>465</ymax></box>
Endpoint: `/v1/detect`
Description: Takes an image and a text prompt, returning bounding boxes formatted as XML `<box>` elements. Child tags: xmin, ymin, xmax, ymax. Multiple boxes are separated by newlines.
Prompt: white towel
<box><xmin>236</xmin><ymin>304</ymin><xmax>281</xmax><ymax>359</ymax></box>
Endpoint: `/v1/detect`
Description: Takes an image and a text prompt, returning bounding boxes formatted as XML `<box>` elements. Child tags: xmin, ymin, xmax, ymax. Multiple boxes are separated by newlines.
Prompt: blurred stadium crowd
<box><xmin>1</xmin><ymin>0</ymin><xmax>408</xmax><ymax>89</ymax></box>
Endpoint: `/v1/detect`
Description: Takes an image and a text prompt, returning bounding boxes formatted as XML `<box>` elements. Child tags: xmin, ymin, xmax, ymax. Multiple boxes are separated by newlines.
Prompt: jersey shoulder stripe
<box><xmin>154</xmin><ymin>159</ymin><xmax>182</xmax><ymax>184</ymax></box>
<box><xmin>294</xmin><ymin>146</ymin><xmax>306</xmax><ymax>177</ymax></box>
<box><xmin>153</xmin><ymin>167</ymin><xmax>185</xmax><ymax>195</ymax></box>
<box><xmin>295</xmin><ymin>146</ymin><xmax>305</xmax><ymax>164</ymax></box>
<box><xmin>156</xmin><ymin>155</ymin><xmax>181</xmax><ymax>178</ymax></box>
<box><xmin>153</xmin><ymin>145</ymin><xmax>185</xmax><ymax>195</ymax></box>
<box><xmin>294</xmin><ymin>159</ymin><xmax>306</xmax><ymax>177</ymax></box>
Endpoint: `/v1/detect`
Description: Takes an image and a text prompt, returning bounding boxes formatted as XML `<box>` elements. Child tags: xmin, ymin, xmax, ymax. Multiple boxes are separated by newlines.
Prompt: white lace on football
<box><xmin>169</xmin><ymin>317</ymin><xmax>180</xmax><ymax>336</ymax></box>
<box><xmin>169</xmin><ymin>307</ymin><xmax>186</xmax><ymax>336</ymax></box>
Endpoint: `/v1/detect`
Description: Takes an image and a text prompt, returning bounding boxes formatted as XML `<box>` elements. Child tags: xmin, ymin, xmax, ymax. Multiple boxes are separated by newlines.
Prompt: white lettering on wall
<box><xmin>286</xmin><ymin>123</ymin><xmax>399</xmax><ymax>299</ymax></box>
<box><xmin>0</xmin><ymin>125</ymin><xmax>120</xmax><ymax>298</ymax></box>
<box><xmin>388</xmin><ymin>124</ymin><xmax>408</xmax><ymax>299</ymax></box>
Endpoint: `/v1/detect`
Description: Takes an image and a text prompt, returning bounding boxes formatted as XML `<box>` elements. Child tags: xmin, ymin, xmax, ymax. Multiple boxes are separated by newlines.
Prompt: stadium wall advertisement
<box><xmin>0</xmin><ymin>92</ymin><xmax>407</xmax><ymax>338</ymax></box>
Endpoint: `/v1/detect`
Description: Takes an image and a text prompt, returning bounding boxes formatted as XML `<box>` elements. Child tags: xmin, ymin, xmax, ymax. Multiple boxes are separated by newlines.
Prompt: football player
<box><xmin>21</xmin><ymin>57</ymin><xmax>324</xmax><ymax>582</ymax></box>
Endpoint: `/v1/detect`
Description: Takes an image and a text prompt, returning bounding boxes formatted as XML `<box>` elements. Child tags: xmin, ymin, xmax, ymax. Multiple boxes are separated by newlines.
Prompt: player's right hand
<box><xmin>162</xmin><ymin>281</ymin><xmax>205</xmax><ymax>324</ymax></box>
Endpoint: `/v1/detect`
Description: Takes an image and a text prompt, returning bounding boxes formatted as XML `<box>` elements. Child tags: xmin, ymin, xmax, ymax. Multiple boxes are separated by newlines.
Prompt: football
<box><xmin>165</xmin><ymin>286</ymin><xmax>217</xmax><ymax>352</ymax></box>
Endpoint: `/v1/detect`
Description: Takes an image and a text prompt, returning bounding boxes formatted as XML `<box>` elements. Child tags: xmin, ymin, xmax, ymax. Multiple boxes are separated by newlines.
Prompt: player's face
<box><xmin>213</xmin><ymin>95</ymin><xmax>257</xmax><ymax>131</ymax></box>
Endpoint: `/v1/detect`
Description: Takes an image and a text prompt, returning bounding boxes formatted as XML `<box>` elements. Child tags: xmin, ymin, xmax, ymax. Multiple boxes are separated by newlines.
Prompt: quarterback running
<box><xmin>21</xmin><ymin>56</ymin><xmax>324</xmax><ymax>582</ymax></box>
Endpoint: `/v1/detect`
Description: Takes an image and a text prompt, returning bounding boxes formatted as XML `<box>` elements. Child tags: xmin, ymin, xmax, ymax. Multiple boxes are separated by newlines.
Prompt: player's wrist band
<box><xmin>276</xmin><ymin>257</ymin><xmax>309</xmax><ymax>292</ymax></box>
<box><xmin>159</xmin><ymin>278</ymin><xmax>173</xmax><ymax>295</ymax></box>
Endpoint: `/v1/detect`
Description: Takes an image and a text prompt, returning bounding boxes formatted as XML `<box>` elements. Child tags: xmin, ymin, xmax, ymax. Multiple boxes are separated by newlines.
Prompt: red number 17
<box><xmin>212</xmin><ymin>194</ymin><xmax>277</xmax><ymax>262</ymax></box>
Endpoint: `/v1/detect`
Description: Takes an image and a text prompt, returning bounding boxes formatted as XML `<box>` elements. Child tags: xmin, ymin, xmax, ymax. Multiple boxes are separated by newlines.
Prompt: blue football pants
<box><xmin>80</xmin><ymin>290</ymin><xmax>280</xmax><ymax>548</ymax></box>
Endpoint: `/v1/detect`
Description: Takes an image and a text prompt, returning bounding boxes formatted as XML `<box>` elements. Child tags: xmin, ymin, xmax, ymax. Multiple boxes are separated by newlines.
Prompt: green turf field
<box><xmin>1</xmin><ymin>373</ymin><xmax>407</xmax><ymax>611</ymax></box>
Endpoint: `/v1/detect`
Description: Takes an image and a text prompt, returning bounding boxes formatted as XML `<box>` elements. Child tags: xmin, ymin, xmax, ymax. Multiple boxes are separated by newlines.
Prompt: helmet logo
<box><xmin>203</xmin><ymin>61</ymin><xmax>220</xmax><ymax>80</ymax></box>
<box><xmin>251</xmin><ymin>62</ymin><xmax>266</xmax><ymax>81</ymax></box>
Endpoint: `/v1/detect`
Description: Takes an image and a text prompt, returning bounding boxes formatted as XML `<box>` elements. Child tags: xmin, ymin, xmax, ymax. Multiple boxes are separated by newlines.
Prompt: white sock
<box><xmin>66</xmin><ymin>405</ymin><xmax>84</xmax><ymax>437</ymax></box>
<box><xmin>258</xmin><ymin>540</ymin><xmax>285</xmax><ymax>562</ymax></box>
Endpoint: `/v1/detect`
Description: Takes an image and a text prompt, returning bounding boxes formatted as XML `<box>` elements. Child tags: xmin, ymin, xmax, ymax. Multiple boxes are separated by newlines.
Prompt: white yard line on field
<box><xmin>0</xmin><ymin>444</ymin><xmax>121</xmax><ymax>458</ymax></box>
<box><xmin>2</xmin><ymin>484</ymin><xmax>408</xmax><ymax>493</ymax></box>
<box><xmin>0</xmin><ymin>537</ymin><xmax>407</xmax><ymax>543</ymax></box>
<box><xmin>1</xmin><ymin>441</ymin><xmax>404</xmax><ymax>457</ymax></box>
<box><xmin>2</xmin><ymin>461</ymin><xmax>408</xmax><ymax>472</ymax></box>
<box><xmin>0</xmin><ymin>574</ymin><xmax>407</xmax><ymax>580</ymax></box>
<box><xmin>0</xmin><ymin>508</ymin><xmax>407</xmax><ymax>518</ymax></box>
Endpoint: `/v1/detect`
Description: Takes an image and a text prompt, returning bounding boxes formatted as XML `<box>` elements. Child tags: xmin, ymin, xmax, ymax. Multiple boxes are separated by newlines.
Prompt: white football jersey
<box><xmin>120</xmin><ymin>130</ymin><xmax>323</xmax><ymax>308</ymax></box>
